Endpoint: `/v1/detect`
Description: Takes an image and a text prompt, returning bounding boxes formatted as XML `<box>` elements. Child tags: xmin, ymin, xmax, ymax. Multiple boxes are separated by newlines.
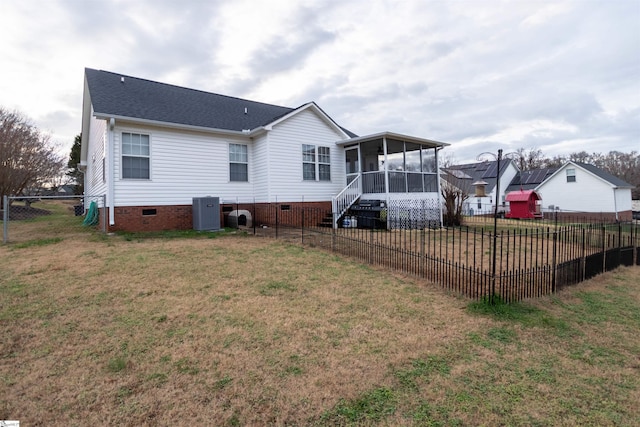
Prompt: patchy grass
<box><xmin>11</xmin><ymin>237</ymin><xmax>64</xmax><ymax>249</ymax></box>
<box><xmin>0</xmin><ymin>232</ymin><xmax>638</xmax><ymax>425</ymax></box>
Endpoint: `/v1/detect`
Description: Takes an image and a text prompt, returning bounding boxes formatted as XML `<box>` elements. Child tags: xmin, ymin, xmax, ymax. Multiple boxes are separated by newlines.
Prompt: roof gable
<box><xmin>573</xmin><ymin>162</ymin><xmax>634</xmax><ymax>188</ymax></box>
<box><xmin>541</xmin><ymin>161</ymin><xmax>634</xmax><ymax>189</ymax></box>
<box><xmin>267</xmin><ymin>102</ymin><xmax>353</xmax><ymax>139</ymax></box>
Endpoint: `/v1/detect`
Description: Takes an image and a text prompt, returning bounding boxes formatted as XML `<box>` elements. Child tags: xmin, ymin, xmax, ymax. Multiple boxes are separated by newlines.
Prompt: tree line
<box><xmin>0</xmin><ymin>107</ymin><xmax>67</xmax><ymax>209</ymax></box>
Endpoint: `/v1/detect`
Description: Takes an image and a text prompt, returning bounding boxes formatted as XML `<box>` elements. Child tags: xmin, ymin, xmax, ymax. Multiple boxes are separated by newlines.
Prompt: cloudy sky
<box><xmin>1</xmin><ymin>0</ymin><xmax>638</xmax><ymax>162</ymax></box>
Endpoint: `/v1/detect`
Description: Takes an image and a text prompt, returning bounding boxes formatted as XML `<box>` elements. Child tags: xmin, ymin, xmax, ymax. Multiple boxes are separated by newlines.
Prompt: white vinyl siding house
<box><xmin>85</xmin><ymin>108</ymin><xmax>107</xmax><ymax>199</ymax></box>
<box><xmin>536</xmin><ymin>162</ymin><xmax>633</xmax><ymax>217</ymax></box>
<box><xmin>251</xmin><ymin>132</ymin><xmax>271</xmax><ymax>202</ymax></box>
<box><xmin>80</xmin><ymin>68</ymin><xmax>448</xmax><ymax>231</ymax></box>
<box><xmin>86</xmin><ymin>108</ymin><xmax>350</xmax><ymax>210</ymax></box>
<box><xmin>110</xmin><ymin>123</ymin><xmax>256</xmax><ymax>207</ymax></box>
<box><xmin>262</xmin><ymin>107</ymin><xmax>346</xmax><ymax>203</ymax></box>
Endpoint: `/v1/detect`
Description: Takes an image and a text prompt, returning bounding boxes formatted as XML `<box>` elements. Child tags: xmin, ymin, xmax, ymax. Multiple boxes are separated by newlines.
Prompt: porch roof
<box><xmin>336</xmin><ymin>131</ymin><xmax>449</xmax><ymax>148</ymax></box>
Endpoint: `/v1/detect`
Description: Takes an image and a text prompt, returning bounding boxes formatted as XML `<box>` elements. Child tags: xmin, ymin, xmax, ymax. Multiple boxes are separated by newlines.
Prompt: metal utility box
<box><xmin>192</xmin><ymin>197</ymin><xmax>221</xmax><ymax>231</ymax></box>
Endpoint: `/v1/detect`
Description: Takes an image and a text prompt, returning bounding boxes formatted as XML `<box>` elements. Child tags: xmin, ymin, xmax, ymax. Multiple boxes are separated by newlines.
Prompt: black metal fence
<box><xmin>224</xmin><ymin>201</ymin><xmax>639</xmax><ymax>303</ymax></box>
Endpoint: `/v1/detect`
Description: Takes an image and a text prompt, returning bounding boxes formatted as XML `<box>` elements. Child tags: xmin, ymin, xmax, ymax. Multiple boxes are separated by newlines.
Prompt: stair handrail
<box><xmin>331</xmin><ymin>175</ymin><xmax>362</xmax><ymax>228</ymax></box>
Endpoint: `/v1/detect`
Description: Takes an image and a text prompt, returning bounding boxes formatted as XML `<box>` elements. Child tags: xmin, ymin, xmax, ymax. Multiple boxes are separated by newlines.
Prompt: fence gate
<box><xmin>2</xmin><ymin>195</ymin><xmax>106</xmax><ymax>244</ymax></box>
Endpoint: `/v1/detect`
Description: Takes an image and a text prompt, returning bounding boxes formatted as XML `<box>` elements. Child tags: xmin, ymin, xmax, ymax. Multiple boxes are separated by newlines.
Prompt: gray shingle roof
<box><xmin>443</xmin><ymin>159</ymin><xmax>513</xmax><ymax>193</ymax></box>
<box><xmin>505</xmin><ymin>167</ymin><xmax>558</xmax><ymax>192</ymax></box>
<box><xmin>574</xmin><ymin>162</ymin><xmax>634</xmax><ymax>188</ymax></box>
<box><xmin>85</xmin><ymin>68</ymin><xmax>357</xmax><ymax>136</ymax></box>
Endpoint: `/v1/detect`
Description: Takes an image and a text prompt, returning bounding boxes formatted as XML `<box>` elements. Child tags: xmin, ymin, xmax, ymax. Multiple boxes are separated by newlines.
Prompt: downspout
<box><xmin>613</xmin><ymin>187</ymin><xmax>619</xmax><ymax>221</ymax></box>
<box><xmin>108</xmin><ymin>118</ymin><xmax>115</xmax><ymax>226</ymax></box>
<box><xmin>436</xmin><ymin>146</ymin><xmax>444</xmax><ymax>227</ymax></box>
<box><xmin>264</xmin><ymin>125</ymin><xmax>272</xmax><ymax>203</ymax></box>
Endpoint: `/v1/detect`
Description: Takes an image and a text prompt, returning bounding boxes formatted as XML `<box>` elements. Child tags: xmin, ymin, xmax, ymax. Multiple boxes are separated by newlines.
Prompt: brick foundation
<box><xmin>109</xmin><ymin>205</ymin><xmax>194</xmax><ymax>232</ymax></box>
<box><xmin>551</xmin><ymin>210</ymin><xmax>632</xmax><ymax>222</ymax></box>
<box><xmin>107</xmin><ymin>201</ymin><xmax>333</xmax><ymax>232</ymax></box>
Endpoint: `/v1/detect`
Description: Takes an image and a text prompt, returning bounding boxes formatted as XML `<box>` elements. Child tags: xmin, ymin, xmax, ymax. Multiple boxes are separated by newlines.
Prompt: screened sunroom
<box><xmin>332</xmin><ymin>132</ymin><xmax>449</xmax><ymax>228</ymax></box>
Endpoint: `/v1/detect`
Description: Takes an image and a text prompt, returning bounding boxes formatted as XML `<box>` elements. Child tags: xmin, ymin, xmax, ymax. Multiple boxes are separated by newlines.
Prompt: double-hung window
<box><xmin>566</xmin><ymin>168</ymin><xmax>576</xmax><ymax>183</ymax></box>
<box><xmin>302</xmin><ymin>144</ymin><xmax>331</xmax><ymax>181</ymax></box>
<box><xmin>229</xmin><ymin>143</ymin><xmax>248</xmax><ymax>182</ymax></box>
<box><xmin>318</xmin><ymin>146</ymin><xmax>331</xmax><ymax>181</ymax></box>
<box><xmin>122</xmin><ymin>132</ymin><xmax>150</xmax><ymax>179</ymax></box>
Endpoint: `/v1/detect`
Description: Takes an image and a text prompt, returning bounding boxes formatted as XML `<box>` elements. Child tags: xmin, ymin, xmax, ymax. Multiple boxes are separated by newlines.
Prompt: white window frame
<box><xmin>318</xmin><ymin>146</ymin><xmax>331</xmax><ymax>181</ymax></box>
<box><xmin>229</xmin><ymin>143</ymin><xmax>248</xmax><ymax>182</ymax></box>
<box><xmin>566</xmin><ymin>168</ymin><xmax>576</xmax><ymax>183</ymax></box>
<box><xmin>121</xmin><ymin>132</ymin><xmax>150</xmax><ymax>180</ymax></box>
<box><xmin>302</xmin><ymin>144</ymin><xmax>331</xmax><ymax>181</ymax></box>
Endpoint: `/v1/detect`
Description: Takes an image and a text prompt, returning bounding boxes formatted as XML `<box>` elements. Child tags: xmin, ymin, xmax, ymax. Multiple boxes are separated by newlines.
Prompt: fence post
<box><xmin>301</xmin><ymin>207</ymin><xmax>305</xmax><ymax>245</ymax></box>
<box><xmin>490</xmin><ymin>228</ymin><xmax>497</xmax><ymax>304</ymax></box>
<box><xmin>3</xmin><ymin>195</ymin><xmax>8</xmax><ymax>244</ymax></box>
<box><xmin>618</xmin><ymin>221</ymin><xmax>622</xmax><ymax>249</ymax></box>
<box><xmin>601</xmin><ymin>225</ymin><xmax>606</xmax><ymax>272</ymax></box>
<box><xmin>369</xmin><ymin>227</ymin><xmax>374</xmax><ymax>264</ymax></box>
<box><xmin>332</xmin><ymin>222</ymin><xmax>336</xmax><ymax>253</ymax></box>
<box><xmin>581</xmin><ymin>228</ymin><xmax>586</xmax><ymax>281</ymax></box>
<box><xmin>551</xmin><ymin>230</ymin><xmax>557</xmax><ymax>293</ymax></box>
<box><xmin>635</xmin><ymin>222</ymin><xmax>639</xmax><ymax>266</ymax></box>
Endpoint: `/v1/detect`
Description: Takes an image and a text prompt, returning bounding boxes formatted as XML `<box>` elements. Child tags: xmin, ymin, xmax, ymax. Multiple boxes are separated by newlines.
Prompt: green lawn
<box><xmin>1</xmin><ymin>231</ymin><xmax>638</xmax><ymax>425</ymax></box>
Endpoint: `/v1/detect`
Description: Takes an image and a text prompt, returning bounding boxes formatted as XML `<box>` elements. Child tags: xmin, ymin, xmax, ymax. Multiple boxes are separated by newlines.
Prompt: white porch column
<box><xmin>383</xmin><ymin>136</ymin><xmax>390</xmax><ymax>228</ymax></box>
<box><xmin>436</xmin><ymin>147</ymin><xmax>444</xmax><ymax>227</ymax></box>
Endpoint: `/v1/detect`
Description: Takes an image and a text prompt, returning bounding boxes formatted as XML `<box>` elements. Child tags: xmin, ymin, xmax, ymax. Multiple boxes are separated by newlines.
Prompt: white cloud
<box><xmin>0</xmin><ymin>0</ymin><xmax>638</xmax><ymax>161</ymax></box>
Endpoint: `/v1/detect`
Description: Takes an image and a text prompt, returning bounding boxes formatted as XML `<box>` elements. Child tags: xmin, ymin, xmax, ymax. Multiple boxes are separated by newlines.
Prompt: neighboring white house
<box><xmin>80</xmin><ymin>68</ymin><xmax>449</xmax><ymax>232</ymax></box>
<box><xmin>534</xmin><ymin>161</ymin><xmax>634</xmax><ymax>221</ymax></box>
<box><xmin>442</xmin><ymin>159</ymin><xmax>519</xmax><ymax>216</ymax></box>
<box><xmin>444</xmin><ymin>159</ymin><xmax>634</xmax><ymax>221</ymax></box>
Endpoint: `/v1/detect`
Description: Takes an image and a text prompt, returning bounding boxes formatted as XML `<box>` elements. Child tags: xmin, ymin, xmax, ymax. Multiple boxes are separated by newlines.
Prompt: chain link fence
<box><xmin>2</xmin><ymin>195</ymin><xmax>106</xmax><ymax>244</ymax></box>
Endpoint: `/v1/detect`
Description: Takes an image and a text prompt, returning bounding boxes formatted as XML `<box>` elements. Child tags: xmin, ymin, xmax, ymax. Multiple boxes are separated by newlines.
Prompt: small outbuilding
<box><xmin>505</xmin><ymin>190</ymin><xmax>542</xmax><ymax>219</ymax></box>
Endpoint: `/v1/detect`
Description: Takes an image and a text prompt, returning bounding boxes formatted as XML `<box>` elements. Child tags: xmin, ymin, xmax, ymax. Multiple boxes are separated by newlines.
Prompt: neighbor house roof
<box><xmin>573</xmin><ymin>162</ymin><xmax>634</xmax><ymax>188</ymax></box>
<box><xmin>442</xmin><ymin>159</ymin><xmax>514</xmax><ymax>194</ymax></box>
<box><xmin>505</xmin><ymin>167</ymin><xmax>558</xmax><ymax>192</ymax></box>
<box><xmin>84</xmin><ymin>68</ymin><xmax>357</xmax><ymax>137</ymax></box>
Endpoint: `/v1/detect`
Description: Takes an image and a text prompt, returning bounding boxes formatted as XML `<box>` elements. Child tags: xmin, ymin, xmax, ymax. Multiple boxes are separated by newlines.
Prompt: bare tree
<box><xmin>598</xmin><ymin>151</ymin><xmax>639</xmax><ymax>199</ymax></box>
<box><xmin>0</xmin><ymin>107</ymin><xmax>66</xmax><ymax>208</ymax></box>
<box><xmin>515</xmin><ymin>147</ymin><xmax>545</xmax><ymax>171</ymax></box>
<box><xmin>440</xmin><ymin>155</ymin><xmax>469</xmax><ymax>226</ymax></box>
<box><xmin>541</xmin><ymin>155</ymin><xmax>565</xmax><ymax>169</ymax></box>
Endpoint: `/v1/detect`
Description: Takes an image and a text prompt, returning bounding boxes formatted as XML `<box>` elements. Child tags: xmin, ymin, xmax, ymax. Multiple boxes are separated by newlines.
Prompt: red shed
<box><xmin>505</xmin><ymin>190</ymin><xmax>542</xmax><ymax>219</ymax></box>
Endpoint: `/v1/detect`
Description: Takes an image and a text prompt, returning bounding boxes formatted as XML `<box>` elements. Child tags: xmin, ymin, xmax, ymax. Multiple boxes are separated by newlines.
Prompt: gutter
<box><xmin>93</xmin><ymin>113</ymin><xmax>267</xmax><ymax>138</ymax></box>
